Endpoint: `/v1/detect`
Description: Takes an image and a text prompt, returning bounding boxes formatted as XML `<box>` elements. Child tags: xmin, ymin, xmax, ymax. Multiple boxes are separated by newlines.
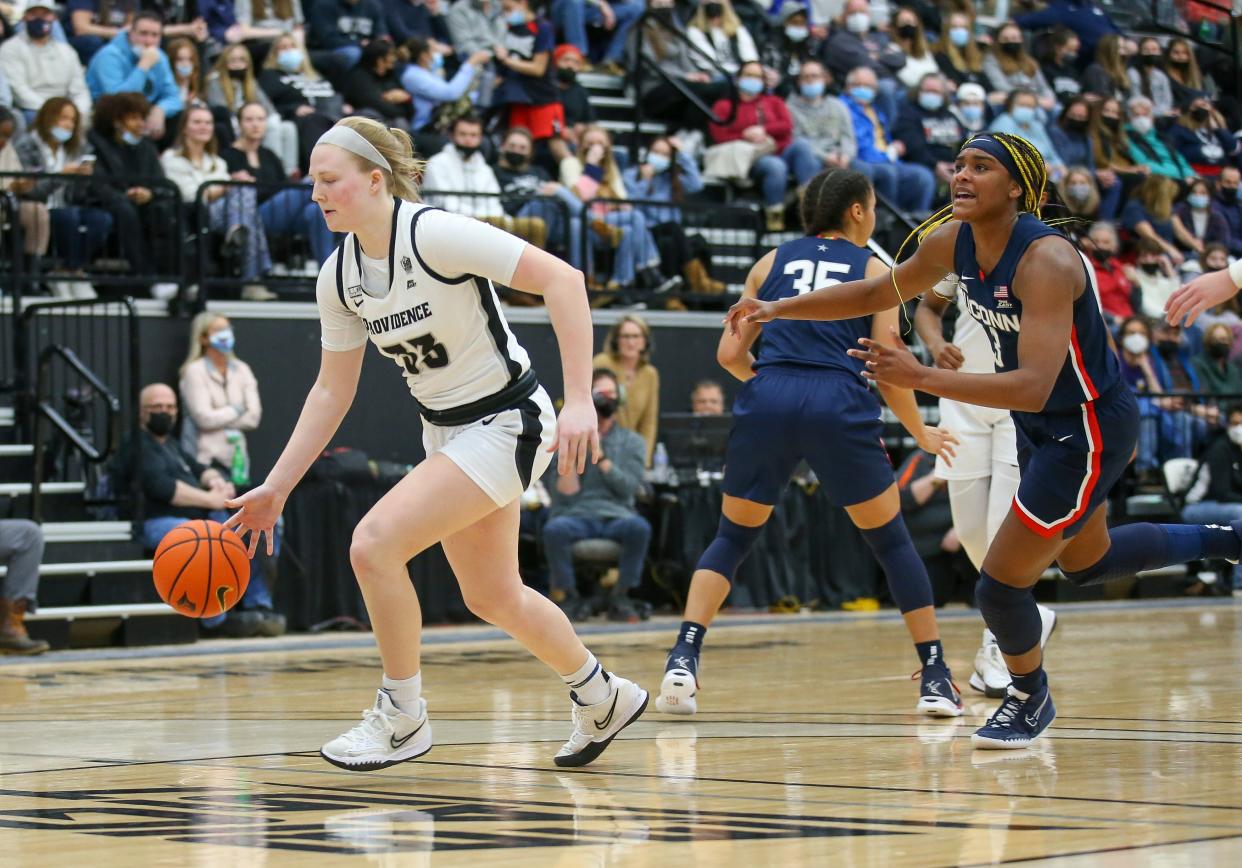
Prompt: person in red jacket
<box><xmin>709</xmin><ymin>60</ymin><xmax>819</xmax><ymax>231</ymax></box>
<box><xmin>1083</xmin><ymin>221</ymin><xmax>1135</xmax><ymax>325</ymax></box>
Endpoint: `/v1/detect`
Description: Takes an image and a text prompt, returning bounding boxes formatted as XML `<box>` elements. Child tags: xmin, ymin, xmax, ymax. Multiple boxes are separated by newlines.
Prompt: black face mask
<box><xmin>1064</xmin><ymin>117</ymin><xmax>1088</xmax><ymax>134</ymax></box>
<box><xmin>455</xmin><ymin>144</ymin><xmax>480</xmax><ymax>160</ymax></box>
<box><xmin>704</xmin><ymin>2</ymin><xmax>723</xmax><ymax>17</ymax></box>
<box><xmin>999</xmin><ymin>41</ymin><xmax>1022</xmax><ymax>57</ymax></box>
<box><xmin>593</xmin><ymin>393</ymin><xmax>618</xmax><ymax>419</ymax></box>
<box><xmin>1208</xmin><ymin>341</ymin><xmax>1231</xmax><ymax>360</ymax></box>
<box><xmin>1170</xmin><ymin>58</ymin><xmax>1191</xmax><ymax>70</ymax></box>
<box><xmin>652</xmin><ymin>6</ymin><xmax>676</xmax><ymax>22</ymax></box>
<box><xmin>1090</xmin><ymin>247</ymin><xmax>1111</xmax><ymax>262</ymax></box>
<box><xmin>1103</xmin><ymin>116</ymin><xmax>1121</xmax><ymax>131</ymax></box>
<box><xmin>228</xmin><ymin>67</ymin><xmax>247</xmax><ymax>80</ymax></box>
<box><xmin>896</xmin><ymin>24</ymin><xmax>919</xmax><ymax>41</ymax></box>
<box><xmin>1140</xmin><ymin>262</ymin><xmax>1161</xmax><ymax>275</ymax></box>
<box><xmin>1157</xmin><ymin>339</ymin><xmax>1181</xmax><ymax>356</ymax></box>
<box><xmin>501</xmin><ymin>150</ymin><xmax>527</xmax><ymax>167</ymax></box>
<box><xmin>1221</xmin><ymin>186</ymin><xmax>1239</xmax><ymax>202</ymax></box>
<box><xmin>556</xmin><ymin>67</ymin><xmax>577</xmax><ymax>85</ymax></box>
<box><xmin>1060</xmin><ymin>52</ymin><xmax>1078</xmax><ymax>65</ymax></box>
<box><xmin>26</xmin><ymin>18</ymin><xmax>51</xmax><ymax>39</ymax></box>
<box><xmin>1139</xmin><ymin>54</ymin><xmax>1161</xmax><ymax>67</ymax></box>
<box><xmin>1190</xmin><ymin>106</ymin><xmax>1211</xmax><ymax>124</ymax></box>
<box><xmin>146</xmin><ymin>412</ymin><xmax>175</xmax><ymax>437</ymax></box>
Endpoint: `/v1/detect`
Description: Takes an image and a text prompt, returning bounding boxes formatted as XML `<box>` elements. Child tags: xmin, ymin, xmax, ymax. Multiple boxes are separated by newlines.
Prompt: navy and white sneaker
<box><xmin>656</xmin><ymin>650</ymin><xmax>699</xmax><ymax>716</ymax></box>
<box><xmin>972</xmin><ymin>683</ymin><xmax>1056</xmax><ymax>749</ymax></box>
<box><xmin>915</xmin><ymin>663</ymin><xmax>963</xmax><ymax>717</ymax></box>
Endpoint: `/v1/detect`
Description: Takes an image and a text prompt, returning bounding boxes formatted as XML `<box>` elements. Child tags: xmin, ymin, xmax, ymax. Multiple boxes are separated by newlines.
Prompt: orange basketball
<box><xmin>152</xmin><ymin>520</ymin><xmax>251</xmax><ymax>619</ymax></box>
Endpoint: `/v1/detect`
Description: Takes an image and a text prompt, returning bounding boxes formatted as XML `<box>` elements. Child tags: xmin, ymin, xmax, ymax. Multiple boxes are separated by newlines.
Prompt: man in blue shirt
<box><xmin>85</xmin><ymin>11</ymin><xmax>181</xmax><ymax>140</ymax></box>
<box><xmin>1215</xmin><ymin>166</ymin><xmax>1242</xmax><ymax>258</ymax></box>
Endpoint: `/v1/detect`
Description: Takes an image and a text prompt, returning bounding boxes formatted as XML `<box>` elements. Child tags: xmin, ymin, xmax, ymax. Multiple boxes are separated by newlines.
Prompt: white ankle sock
<box><xmin>381</xmin><ymin>672</ymin><xmax>422</xmax><ymax>715</ymax></box>
<box><xmin>562</xmin><ymin>652</ymin><xmax>611</xmax><ymax>705</ymax></box>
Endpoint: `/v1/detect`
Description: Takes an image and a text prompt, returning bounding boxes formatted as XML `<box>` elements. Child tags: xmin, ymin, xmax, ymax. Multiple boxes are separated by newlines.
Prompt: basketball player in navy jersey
<box><xmin>658</xmin><ymin>169</ymin><xmax>965</xmax><ymax>720</ymax></box>
<box><xmin>728</xmin><ymin>132</ymin><xmax>1242</xmax><ymax>749</ymax></box>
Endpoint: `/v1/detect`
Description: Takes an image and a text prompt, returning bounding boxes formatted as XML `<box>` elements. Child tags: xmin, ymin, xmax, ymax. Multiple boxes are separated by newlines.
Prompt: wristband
<box><xmin>1229</xmin><ymin>258</ymin><xmax>1242</xmax><ymax>290</ymax></box>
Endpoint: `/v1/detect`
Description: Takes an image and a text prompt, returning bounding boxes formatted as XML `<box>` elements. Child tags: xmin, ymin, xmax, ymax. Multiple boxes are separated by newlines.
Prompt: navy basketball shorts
<box><xmin>722</xmin><ymin>365</ymin><xmax>894</xmax><ymax>507</ymax></box>
<box><xmin>1011</xmin><ymin>385</ymin><xmax>1139</xmax><ymax>539</ymax></box>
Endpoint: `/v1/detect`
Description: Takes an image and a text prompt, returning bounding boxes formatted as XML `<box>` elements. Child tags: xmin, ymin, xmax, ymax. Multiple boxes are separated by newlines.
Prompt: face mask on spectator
<box><xmin>592</xmin><ymin>392</ymin><xmax>618</xmax><ymax>418</ymax></box>
<box><xmin>556</xmin><ymin>67</ymin><xmax>577</xmax><ymax>84</ymax></box>
<box><xmin>228</xmin><ymin>67</ymin><xmax>247</xmax><ymax>80</ymax></box>
<box><xmin>1189</xmin><ymin>193</ymin><xmax>1210</xmax><ymax>209</ymax></box>
<box><xmin>846</xmin><ymin>12</ymin><xmax>870</xmax><ymax>33</ymax></box>
<box><xmin>737</xmin><ymin>77</ymin><xmax>764</xmax><ymax>96</ymax></box>
<box><xmin>506</xmin><ymin>10</ymin><xmax>527</xmax><ymax>26</ymax></box>
<box><xmin>1011</xmin><ymin>105</ymin><xmax>1036</xmax><ymax>125</ymax></box>
<box><xmin>1102</xmin><ymin>116</ymin><xmax>1121</xmax><ymax>131</ymax></box>
<box><xmin>849</xmin><ymin>85</ymin><xmax>875</xmax><ymax>104</ymax></box>
<box><xmin>456</xmin><ymin>144</ymin><xmax>480</xmax><ymax>160</ymax></box>
<box><xmin>1063</xmin><ymin>117</ymin><xmax>1088</xmax><ymax>133</ymax></box>
<box><xmin>959</xmin><ymin>104</ymin><xmax>983</xmax><ymax>124</ymax></box>
<box><xmin>1157</xmin><ymin>337</ymin><xmax>1181</xmax><ymax>356</ymax></box>
<box><xmin>949</xmin><ymin>27</ymin><xmax>970</xmax><ymax>47</ymax></box>
<box><xmin>176</xmin><ymin>62</ymin><xmax>194</xmax><ymax>78</ymax></box>
<box><xmin>1170</xmin><ymin>58</ymin><xmax>1191</xmax><ymax>71</ymax></box>
<box><xmin>1061</xmin><ymin>52</ymin><xmax>1078</xmax><ymax>65</ymax></box>
<box><xmin>145</xmin><ymin>412</ymin><xmax>175</xmax><ymax>437</ymax></box>
<box><xmin>208</xmin><ymin>329</ymin><xmax>235</xmax><ymax>353</ymax></box>
<box><xmin>800</xmin><ymin>81</ymin><xmax>825</xmax><ymax>100</ymax></box>
<box><xmin>1139</xmin><ymin>261</ymin><xmax>1160</xmax><ymax>275</ymax></box>
<box><xmin>784</xmin><ymin>25</ymin><xmax>809</xmax><ymax>42</ymax></box>
<box><xmin>26</xmin><ymin>18</ymin><xmax>51</xmax><ymax>39</ymax></box>
<box><xmin>501</xmin><ymin>149</ymin><xmax>527</xmax><ymax>167</ymax></box>
<box><xmin>1131</xmin><ymin>116</ymin><xmax>1153</xmax><ymax>134</ymax></box>
<box><xmin>704</xmin><ymin>2</ymin><xmax>724</xmax><ymax>17</ymax></box>
<box><xmin>918</xmin><ymin>92</ymin><xmax>943</xmax><ymax>111</ymax></box>
<box><xmin>1208</xmin><ymin>340</ymin><xmax>1231</xmax><ymax>360</ymax></box>
<box><xmin>1069</xmin><ymin>183</ymin><xmax>1091</xmax><ymax>201</ymax></box>
<box><xmin>1122</xmin><ymin>333</ymin><xmax>1148</xmax><ymax>355</ymax></box>
<box><xmin>1190</xmin><ymin>106</ymin><xmax>1210</xmax><ymax>123</ymax></box>
<box><xmin>896</xmin><ymin>24</ymin><xmax>919</xmax><ymax>41</ymax></box>
<box><xmin>1139</xmin><ymin>54</ymin><xmax>1161</xmax><ymax>67</ymax></box>
<box><xmin>431</xmin><ymin>53</ymin><xmax>444</xmax><ymax>70</ymax></box>
<box><xmin>49</xmin><ymin>126</ymin><xmax>72</xmax><ymax>144</ymax></box>
<box><xmin>1229</xmin><ymin>424</ymin><xmax>1242</xmax><ymax>446</ymax></box>
<box><xmin>1221</xmin><ymin>186</ymin><xmax>1239</xmax><ymax>202</ymax></box>
<box><xmin>121</xmin><ymin>130</ymin><xmax>142</xmax><ymax>145</ymax></box>
<box><xmin>646</xmin><ymin>153</ymin><xmax>671</xmax><ymax>173</ymax></box>
<box><xmin>277</xmin><ymin>49</ymin><xmax>303</xmax><ymax>71</ymax></box>
<box><xmin>999</xmin><ymin>41</ymin><xmax>1022</xmax><ymax>57</ymax></box>
<box><xmin>1089</xmin><ymin>245</ymin><xmax>1110</xmax><ymax>261</ymax></box>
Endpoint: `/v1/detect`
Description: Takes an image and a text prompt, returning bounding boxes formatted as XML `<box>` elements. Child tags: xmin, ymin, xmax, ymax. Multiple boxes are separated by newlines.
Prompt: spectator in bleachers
<box><xmin>11</xmin><ymin>97</ymin><xmax>107</xmax><ymax>298</ymax></box>
<box><xmin>708</xmin><ymin>60</ymin><xmax>819</xmax><ymax>231</ymax></box>
<box><xmin>65</xmin><ymin>0</ymin><xmax>136</xmax><ymax>64</ymax></box>
<box><xmin>1191</xmin><ymin>322</ymin><xmax>1242</xmax><ymax>396</ymax></box>
<box><xmin>196</xmin><ymin>0</ymin><xmax>288</xmax><ymax>50</ymax></box>
<box><xmin>167</xmin><ymin>37</ymin><xmax>204</xmax><ymax>109</ymax></box>
<box><xmin>1168</xmin><ymin>95</ymin><xmax>1240</xmax><ymax>178</ymax></box>
<box><xmin>387</xmin><ymin>0</ymin><xmax>453</xmax><ymax>47</ymax></box>
<box><xmin>890</xmin><ymin>5</ymin><xmax>937</xmax><ymax>90</ymax></box>
<box><xmin>0</xmin><ymin>66</ymin><xmax>11</xmax><ymax>115</ymax></box>
<box><xmin>983</xmin><ymin>21</ymin><xmax>1056</xmax><ymax>111</ymax></box>
<box><xmin>842</xmin><ymin>64</ymin><xmax>935</xmax><ymax>216</ymax></box>
<box><xmin>624</xmin><ymin>135</ymin><xmax>726</xmax><ymax>296</ymax></box>
<box><xmin>85</xmin><ymin>11</ymin><xmax>182</xmax><ymax>142</ymax></box>
<box><xmin>1130</xmin><ymin>36</ymin><xmax>1174</xmax><ymax>119</ymax></box>
<box><xmin>1182</xmin><ymin>404</ymin><xmax>1242</xmax><ymax>596</ymax></box>
<box><xmin>1173</xmin><ymin>177</ymin><xmax>1232</xmax><ymax>260</ymax></box>
<box><xmin>1083</xmin><ymin>33</ymin><xmax>1132</xmax><ymax>103</ymax></box>
<box><xmin>120</xmin><ymin>382</ymin><xmax>281</xmax><ymax>636</ymax></box>
<box><xmin>685</xmin><ymin>0</ymin><xmax>759</xmax><ymax>78</ymax></box>
<box><xmin>1123</xmin><ymin>175</ymin><xmax>1187</xmax><ymax>267</ymax></box>
<box><xmin>594</xmin><ymin>314</ymin><xmax>659</xmax><ymax>463</ymax></box>
<box><xmin>1040</xmin><ymin>25</ymin><xmax>1082</xmax><ymax>107</ymax></box>
<box><xmin>0</xmin><ymin>519</ymin><xmax>49</xmax><ymax>655</ymax></box>
<box><xmin>1059</xmin><ymin>166</ymin><xmax>1103</xmax><ymax>223</ymax></box>
<box><xmin>786</xmin><ymin>61</ymin><xmax>855</xmax><ymax>171</ymax></box>
<box><xmin>761</xmin><ymin>4</ymin><xmax>822</xmax><ymax>98</ymax></box>
<box><xmin>307</xmin><ymin>0</ymin><xmax>388</xmax><ymax>69</ymax></box>
<box><xmin>160</xmin><ymin>103</ymin><xmax>273</xmax><ymax>298</ymax></box>
<box><xmin>493</xmin><ymin>125</ymin><xmax>584</xmax><ymax>267</ymax></box>
<box><xmin>258</xmin><ymin>33</ymin><xmax>342</xmax><ymax>170</ymax></box>
<box><xmin>492</xmin><ymin>0</ymin><xmax>562</xmax><ymax>146</ymax></box>
<box><xmin>552</xmin><ymin>0</ymin><xmax>642</xmax><ymax>78</ymax></box>
<box><xmin>0</xmin><ymin>2</ymin><xmax>92</xmax><ymax>120</ymax></box>
<box><xmin>422</xmin><ymin>113</ymin><xmax>508</xmax><ymax>218</ymax></box>
<box><xmin>690</xmin><ymin>378</ymin><xmax>725</xmax><ymax>415</ymax></box>
<box><xmin>633</xmin><ymin>0</ymin><xmax>731</xmax><ymax>125</ymax></box>
<box><xmin>931</xmin><ymin>9</ymin><xmax>986</xmax><ymax>90</ymax></box>
<box><xmin>552</xmin><ymin>43</ymin><xmax>596</xmax><ymax>157</ymax></box>
<box><xmin>1049</xmin><ymin>97</ymin><xmax>1095</xmax><ymax>174</ymax></box>
<box><xmin>820</xmin><ymin>0</ymin><xmax>903</xmax><ymax>121</ymax></box>
<box><xmin>541</xmin><ymin>368</ymin><xmax>651</xmax><ymax>622</ymax></box>
<box><xmin>1131</xmin><ymin>237</ymin><xmax>1181</xmax><ymax>319</ymax></box>
<box><xmin>1083</xmin><ymin>220</ymin><xmax>1134</xmax><ymax>323</ymax></box>
<box><xmin>341</xmin><ymin>39</ymin><xmax>413</xmax><ymax>127</ymax></box>
<box><xmin>86</xmin><ymin>92</ymin><xmax>179</xmax><ymax>298</ymax></box>
<box><xmin>892</xmin><ymin>72</ymin><xmax>962</xmax><ymax>195</ymax></box>
<box><xmin>988</xmin><ymin>89</ymin><xmax>1065</xmax><ymax>181</ymax></box>
<box><xmin>206</xmin><ymin>44</ymin><xmax>299</xmax><ymax>173</ymax></box>
<box><xmin>178</xmin><ymin>312</ymin><xmax>262</xmax><ymax>475</ymax></box>
<box><xmin>1213</xmin><ymin>165</ymin><xmax>1242</xmax><ymax>258</ymax></box>
<box><xmin>950</xmin><ymin>81</ymin><xmax>988</xmax><ymax>135</ymax></box>
<box><xmin>1164</xmin><ymin>36</ymin><xmax>1215</xmax><ymax>108</ymax></box>
<box><xmin>400</xmin><ymin>36</ymin><xmax>490</xmax><ymax>154</ymax></box>
<box><xmin>234</xmin><ymin>0</ymin><xmax>306</xmax><ymax>45</ymax></box>
<box><xmin>0</xmin><ymin>106</ymin><xmax>52</xmax><ymax>263</ymax></box>
<box><xmin>223</xmin><ymin>102</ymin><xmax>336</xmax><ymax>265</ymax></box>
<box><xmin>1088</xmin><ymin>97</ymin><xmax>1136</xmax><ymax>219</ymax></box>
<box><xmin>1013</xmin><ymin>0</ymin><xmax>1120</xmax><ymax>57</ymax></box>
<box><xmin>448</xmin><ymin>0</ymin><xmax>504</xmax><ymax>58</ymax></box>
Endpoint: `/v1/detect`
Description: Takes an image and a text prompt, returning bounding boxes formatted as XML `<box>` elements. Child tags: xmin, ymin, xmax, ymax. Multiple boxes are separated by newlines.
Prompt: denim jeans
<box><xmin>598</xmin><ymin>209</ymin><xmax>660</xmax><ymax>286</ymax></box>
<box><xmin>144</xmin><ymin>512</ymin><xmax>276</xmax><ymax>628</ymax></box>
<box><xmin>259</xmin><ymin>186</ymin><xmax>337</xmax><ymax>264</ymax></box>
<box><xmin>49</xmin><ymin>206</ymin><xmax>112</xmax><ymax>269</ymax></box>
<box><xmin>852</xmin><ymin>159</ymin><xmax>936</xmax><ymax>214</ymax></box>
<box><xmin>1181</xmin><ymin>501</ymin><xmax>1242</xmax><ymax>588</ymax></box>
<box><xmin>542</xmin><ymin>513</ymin><xmax>652</xmax><ymax>595</ymax></box>
<box><xmin>551</xmin><ymin>0</ymin><xmax>645</xmax><ymax>63</ymax></box>
<box><xmin>517</xmin><ymin>186</ymin><xmax>584</xmax><ymax>268</ymax></box>
<box><xmin>207</xmin><ymin>185</ymin><xmax>272</xmax><ymax>280</ymax></box>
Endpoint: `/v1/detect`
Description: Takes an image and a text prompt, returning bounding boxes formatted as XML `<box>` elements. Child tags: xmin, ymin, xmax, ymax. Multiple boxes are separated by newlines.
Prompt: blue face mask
<box><xmin>121</xmin><ymin>130</ymin><xmax>142</xmax><ymax>145</ymax></box>
<box><xmin>277</xmin><ymin>49</ymin><xmax>303</xmax><ymax>71</ymax></box>
<box><xmin>949</xmin><ymin>27</ymin><xmax>970</xmax><ymax>47</ymax></box>
<box><xmin>799</xmin><ymin>81</ymin><xmax>825</xmax><ymax>100</ymax></box>
<box><xmin>132</xmin><ymin>43</ymin><xmax>145</xmax><ymax>60</ymax></box>
<box><xmin>507</xmin><ymin>10</ymin><xmax>527</xmax><ymax>25</ymax></box>
<box><xmin>50</xmin><ymin>126</ymin><xmax>72</xmax><ymax>144</ymax></box>
<box><xmin>1189</xmin><ymin>193</ymin><xmax>1211</xmax><ymax>210</ymax></box>
<box><xmin>646</xmin><ymin>153</ymin><xmax>671</xmax><ymax>173</ymax></box>
<box><xmin>208</xmin><ymin>329</ymin><xmax>236</xmax><ymax>353</ymax></box>
<box><xmin>849</xmin><ymin>85</ymin><xmax>875</xmax><ymax>105</ymax></box>
<box><xmin>1011</xmin><ymin>105</ymin><xmax>1036</xmax><ymax>125</ymax></box>
<box><xmin>737</xmin><ymin>77</ymin><xmax>764</xmax><ymax>96</ymax></box>
<box><xmin>959</xmin><ymin>104</ymin><xmax>983</xmax><ymax>124</ymax></box>
<box><xmin>431</xmin><ymin>52</ymin><xmax>444</xmax><ymax>70</ymax></box>
<box><xmin>918</xmin><ymin>92</ymin><xmax>944</xmax><ymax>111</ymax></box>
<box><xmin>784</xmin><ymin>25</ymin><xmax>809</xmax><ymax>42</ymax></box>
<box><xmin>175</xmin><ymin>62</ymin><xmax>194</xmax><ymax>78</ymax></box>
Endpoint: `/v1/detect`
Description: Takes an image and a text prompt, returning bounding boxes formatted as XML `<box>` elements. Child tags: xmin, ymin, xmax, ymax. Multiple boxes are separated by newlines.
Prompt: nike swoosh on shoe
<box><xmin>593</xmin><ymin>694</ymin><xmax>619</xmax><ymax>730</ymax></box>
<box><xmin>389</xmin><ymin>719</ymin><xmax>426</xmax><ymax>749</ymax></box>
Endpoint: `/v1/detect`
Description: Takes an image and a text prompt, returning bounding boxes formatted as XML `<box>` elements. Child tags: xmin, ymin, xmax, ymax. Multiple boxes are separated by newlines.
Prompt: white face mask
<box><xmin>1230</xmin><ymin>424</ymin><xmax>1242</xmax><ymax>446</ymax></box>
<box><xmin>1131</xmin><ymin>116</ymin><xmax>1154</xmax><ymax>135</ymax></box>
<box><xmin>846</xmin><ymin>12</ymin><xmax>871</xmax><ymax>33</ymax></box>
<box><xmin>1122</xmin><ymin>333</ymin><xmax>1149</xmax><ymax>355</ymax></box>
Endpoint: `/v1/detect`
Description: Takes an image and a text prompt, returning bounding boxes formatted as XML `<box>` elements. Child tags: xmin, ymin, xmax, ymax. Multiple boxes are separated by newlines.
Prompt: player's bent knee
<box><xmin>461</xmin><ymin>585</ymin><xmax>522</xmax><ymax>625</ymax></box>
<box><xmin>349</xmin><ymin>524</ymin><xmax>399</xmax><ymax>580</ymax></box>
<box><xmin>1061</xmin><ymin>550</ymin><xmax>1119</xmax><ymax>587</ymax></box>
<box><xmin>695</xmin><ymin>515</ymin><xmax>763</xmax><ymax>583</ymax></box>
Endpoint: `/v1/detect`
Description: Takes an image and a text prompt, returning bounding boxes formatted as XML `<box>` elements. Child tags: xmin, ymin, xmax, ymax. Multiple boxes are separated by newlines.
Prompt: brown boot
<box><xmin>684</xmin><ymin>259</ymin><xmax>726</xmax><ymax>294</ymax></box>
<box><xmin>764</xmin><ymin>206</ymin><xmax>786</xmax><ymax>233</ymax></box>
<box><xmin>0</xmin><ymin>598</ymin><xmax>50</xmax><ymax>655</ymax></box>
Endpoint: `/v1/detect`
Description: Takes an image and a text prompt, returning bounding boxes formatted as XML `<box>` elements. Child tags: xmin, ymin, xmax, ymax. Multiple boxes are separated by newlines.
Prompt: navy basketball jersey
<box><xmin>953</xmin><ymin>214</ymin><xmax>1120</xmax><ymax>412</ymax></box>
<box><xmin>754</xmin><ymin>236</ymin><xmax>875</xmax><ymax>377</ymax></box>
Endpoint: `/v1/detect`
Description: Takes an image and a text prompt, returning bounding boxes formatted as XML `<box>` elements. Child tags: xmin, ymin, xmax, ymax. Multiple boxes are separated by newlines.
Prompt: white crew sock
<box><xmin>381</xmin><ymin>672</ymin><xmax>422</xmax><ymax>715</ymax></box>
<box><xmin>561</xmin><ymin>652</ymin><xmax>611</xmax><ymax>705</ymax></box>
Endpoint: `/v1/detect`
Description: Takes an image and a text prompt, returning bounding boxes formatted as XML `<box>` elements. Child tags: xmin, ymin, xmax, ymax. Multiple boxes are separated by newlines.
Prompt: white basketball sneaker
<box><xmin>554</xmin><ymin>674</ymin><xmax>648</xmax><ymax>767</ymax></box>
<box><xmin>655</xmin><ymin>656</ymin><xmax>699</xmax><ymax>716</ymax></box>
<box><xmin>320</xmin><ymin>690</ymin><xmax>433</xmax><ymax>771</ymax></box>
<box><xmin>970</xmin><ymin>605</ymin><xmax>1059</xmax><ymax>698</ymax></box>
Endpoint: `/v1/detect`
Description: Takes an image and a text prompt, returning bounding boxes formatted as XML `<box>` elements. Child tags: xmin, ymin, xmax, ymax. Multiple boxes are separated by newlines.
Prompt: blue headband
<box><xmin>959</xmin><ymin>133</ymin><xmax>1023</xmax><ymax>189</ymax></box>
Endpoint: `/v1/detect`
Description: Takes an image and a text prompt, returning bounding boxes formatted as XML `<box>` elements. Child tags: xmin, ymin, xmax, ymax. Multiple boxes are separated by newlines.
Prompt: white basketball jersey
<box><xmin>316</xmin><ymin>200</ymin><xmax>532</xmax><ymax>412</ymax></box>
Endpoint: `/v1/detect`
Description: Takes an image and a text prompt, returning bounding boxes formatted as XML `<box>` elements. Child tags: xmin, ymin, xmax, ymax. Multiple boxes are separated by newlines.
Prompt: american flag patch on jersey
<box><xmin>994</xmin><ymin>285</ymin><xmax>1009</xmax><ymax>299</ymax></box>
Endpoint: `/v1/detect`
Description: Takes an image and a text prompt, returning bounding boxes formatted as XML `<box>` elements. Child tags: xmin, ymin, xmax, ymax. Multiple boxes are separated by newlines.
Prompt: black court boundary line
<box><xmin>952</xmin><ymin>831</ymin><xmax>1242</xmax><ymax>867</ymax></box>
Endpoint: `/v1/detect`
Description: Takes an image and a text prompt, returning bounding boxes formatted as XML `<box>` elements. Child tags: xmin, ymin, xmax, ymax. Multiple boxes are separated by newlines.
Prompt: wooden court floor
<box><xmin>2</xmin><ymin>601</ymin><xmax>1241</xmax><ymax>867</ymax></box>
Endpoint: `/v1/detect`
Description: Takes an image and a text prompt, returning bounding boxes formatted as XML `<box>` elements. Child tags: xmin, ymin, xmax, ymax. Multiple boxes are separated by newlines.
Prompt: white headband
<box><xmin>316</xmin><ymin>125</ymin><xmax>392</xmax><ymax>173</ymax></box>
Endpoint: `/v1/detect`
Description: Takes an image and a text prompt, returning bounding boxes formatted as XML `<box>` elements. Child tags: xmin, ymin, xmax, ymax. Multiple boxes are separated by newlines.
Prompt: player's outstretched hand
<box><xmin>223</xmin><ymin>484</ymin><xmax>285</xmax><ymax>557</ymax></box>
<box><xmin>847</xmin><ymin>328</ymin><xmax>926</xmax><ymax>389</ymax></box>
<box><xmin>1165</xmin><ymin>268</ymin><xmax>1238</xmax><ymax>327</ymax></box>
<box><xmin>917</xmin><ymin>426</ymin><xmax>960</xmax><ymax>467</ymax></box>
<box><xmin>550</xmin><ymin>396</ymin><xmax>601</xmax><ymax>475</ymax></box>
<box><xmin>724</xmin><ymin>297</ymin><xmax>777</xmax><ymax>336</ymax></box>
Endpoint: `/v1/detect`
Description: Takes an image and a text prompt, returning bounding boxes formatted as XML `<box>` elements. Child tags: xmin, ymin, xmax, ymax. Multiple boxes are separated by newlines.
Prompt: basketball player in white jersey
<box><xmin>915</xmin><ymin>278</ymin><xmax>1057</xmax><ymax>698</ymax></box>
<box><xmin>224</xmin><ymin>117</ymin><xmax>648</xmax><ymax>771</ymax></box>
